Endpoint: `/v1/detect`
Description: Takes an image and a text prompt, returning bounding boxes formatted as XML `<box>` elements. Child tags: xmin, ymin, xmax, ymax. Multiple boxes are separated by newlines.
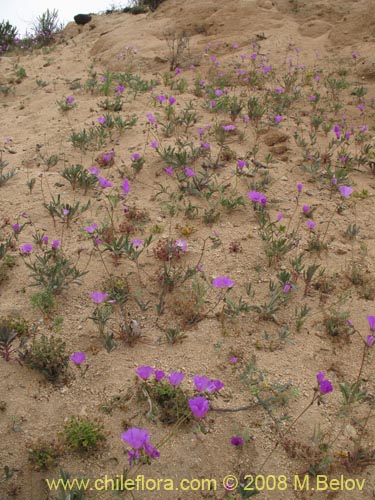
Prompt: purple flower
<box><xmin>168</xmin><ymin>372</ymin><xmax>185</xmax><ymax>387</ymax></box>
<box><xmin>175</xmin><ymin>68</ymin><xmax>181</xmax><ymax>75</ymax></box>
<box><xmin>215</xmin><ymin>89</ymin><xmax>223</xmax><ymax>97</ymax></box>
<box><xmin>316</xmin><ymin>372</ymin><xmax>333</xmax><ymax>395</ymax></box>
<box><xmin>189</xmin><ymin>396</ymin><xmax>210</xmax><ymax>418</ymax></box>
<box><xmin>339</xmin><ymin>185</ymin><xmax>353</xmax><ymax>198</ymax></box>
<box><xmin>212</xmin><ymin>276</ymin><xmax>234</xmax><ymax>288</ymax></box>
<box><xmin>12</xmin><ymin>223</ymin><xmax>20</xmax><ymax>232</ymax></box>
<box><xmin>122</xmin><ymin>178</ymin><xmax>130</xmax><ymax>195</ymax></box>
<box><xmin>42</xmin><ymin>235</ymin><xmax>49</xmax><ymax>244</ymax></box>
<box><xmin>360</xmin><ymin>125</ymin><xmax>368</xmax><ymax>132</ymax></box>
<box><xmin>146</xmin><ymin>113</ymin><xmax>156</xmax><ymax>124</ymax></box>
<box><xmin>297</xmin><ymin>183</ymin><xmax>303</xmax><ymax>192</ymax></box>
<box><xmin>90</xmin><ymin>291</ymin><xmax>109</xmax><ymax>304</ymax></box>
<box><xmin>175</xmin><ymin>239</ymin><xmax>187</xmax><ymax>252</ymax></box>
<box><xmin>248</xmin><ymin>191</ymin><xmax>267</xmax><ymax>205</ymax></box>
<box><xmin>52</xmin><ymin>240</ymin><xmax>60</xmax><ymax>249</ymax></box>
<box><xmin>307</xmin><ymin>219</ymin><xmax>316</xmax><ymax>230</ymax></box>
<box><xmin>168</xmin><ymin>96</ymin><xmax>176</xmax><ymax>105</ymax></box>
<box><xmin>144</xmin><ymin>442</ymin><xmax>160</xmax><ymax>459</ymax></box>
<box><xmin>367</xmin><ymin>316</ymin><xmax>375</xmax><ymax>332</ymax></box>
<box><xmin>185</xmin><ymin>167</ymin><xmax>195</xmax><ymax>177</ymax></box>
<box><xmin>89</xmin><ymin>166</ymin><xmax>99</xmax><ymax>175</ymax></box>
<box><xmin>98</xmin><ymin>116</ymin><xmax>106</xmax><ymax>125</ymax></box>
<box><xmin>85</xmin><ymin>223</ymin><xmax>98</xmax><ymax>233</ymax></box>
<box><xmin>70</xmin><ymin>352</ymin><xmax>86</xmax><ymax>365</ymax></box>
<box><xmin>274</xmin><ymin>115</ymin><xmax>283</xmax><ymax>123</ymax></box>
<box><xmin>302</xmin><ymin>205</ymin><xmax>310</xmax><ymax>214</ymax></box>
<box><xmin>131</xmin><ymin>239</ymin><xmax>144</xmax><ymax>248</ymax></box>
<box><xmin>200</xmin><ymin>142</ymin><xmax>211</xmax><ymax>149</ymax></box>
<box><xmin>230</xmin><ymin>357</ymin><xmax>238</xmax><ymax>364</ymax></box>
<box><xmin>65</xmin><ymin>96</ymin><xmax>75</xmax><ymax>104</ymax></box>
<box><xmin>333</xmin><ymin>124</ymin><xmax>341</xmax><ymax>139</ymax></box>
<box><xmin>154</xmin><ymin>370</ymin><xmax>165</xmax><ymax>381</ymax></box>
<box><xmin>366</xmin><ymin>335</ymin><xmax>375</xmax><ymax>347</ymax></box>
<box><xmin>331</xmin><ymin>176</ymin><xmax>338</xmax><ymax>185</ymax></box>
<box><xmin>207</xmin><ymin>379</ymin><xmax>224</xmax><ymax>392</ymax></box>
<box><xmin>62</xmin><ymin>209</ymin><xmax>70</xmax><ymax>216</ymax></box>
<box><xmin>116</xmin><ymin>84</ymin><xmax>124</xmax><ymax>94</ymax></box>
<box><xmin>165</xmin><ymin>166</ymin><xmax>174</xmax><ymax>176</ymax></box>
<box><xmin>156</xmin><ymin>95</ymin><xmax>166</xmax><ymax>103</ymax></box>
<box><xmin>150</xmin><ymin>141</ymin><xmax>159</xmax><ymax>149</ymax></box>
<box><xmin>98</xmin><ymin>176</ymin><xmax>113</xmax><ymax>188</ymax></box>
<box><xmin>121</xmin><ymin>427</ymin><xmax>150</xmax><ymax>450</ymax></box>
<box><xmin>237</xmin><ymin>160</ymin><xmax>246</xmax><ymax>170</ymax></box>
<box><xmin>283</xmin><ymin>284</ymin><xmax>291</xmax><ymax>293</ymax></box>
<box><xmin>193</xmin><ymin>375</ymin><xmax>211</xmax><ymax>392</ymax></box>
<box><xmin>136</xmin><ymin>366</ymin><xmax>154</xmax><ymax>380</ymax></box>
<box><xmin>131</xmin><ymin>153</ymin><xmax>140</xmax><ymax>161</ymax></box>
<box><xmin>20</xmin><ymin>243</ymin><xmax>33</xmax><ymax>254</ymax></box>
<box><xmin>276</xmin><ymin>213</ymin><xmax>283</xmax><ymax>221</ymax></box>
<box><xmin>222</xmin><ymin>125</ymin><xmax>236</xmax><ymax>131</ymax></box>
<box><xmin>231</xmin><ymin>436</ymin><xmax>244</xmax><ymax>447</ymax></box>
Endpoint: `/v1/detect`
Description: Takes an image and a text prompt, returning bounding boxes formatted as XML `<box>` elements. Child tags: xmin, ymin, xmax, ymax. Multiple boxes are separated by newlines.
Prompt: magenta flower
<box><xmin>154</xmin><ymin>370</ymin><xmax>165</xmax><ymax>381</ymax></box>
<box><xmin>230</xmin><ymin>357</ymin><xmax>238</xmax><ymax>364</ymax></box>
<box><xmin>144</xmin><ymin>441</ymin><xmax>160</xmax><ymax>459</ymax></box>
<box><xmin>302</xmin><ymin>205</ymin><xmax>310</xmax><ymax>214</ymax></box>
<box><xmin>297</xmin><ymin>183</ymin><xmax>303</xmax><ymax>192</ymax></box>
<box><xmin>366</xmin><ymin>335</ymin><xmax>375</xmax><ymax>347</ymax></box>
<box><xmin>20</xmin><ymin>243</ymin><xmax>33</xmax><ymax>254</ymax></box>
<box><xmin>339</xmin><ymin>185</ymin><xmax>353</xmax><ymax>198</ymax></box>
<box><xmin>156</xmin><ymin>95</ymin><xmax>166</xmax><ymax>103</ymax></box>
<box><xmin>42</xmin><ymin>235</ymin><xmax>49</xmax><ymax>244</ymax></box>
<box><xmin>168</xmin><ymin>372</ymin><xmax>185</xmax><ymax>387</ymax></box>
<box><xmin>89</xmin><ymin>166</ymin><xmax>99</xmax><ymax>175</ymax></box>
<box><xmin>90</xmin><ymin>291</ymin><xmax>109</xmax><ymax>304</ymax></box>
<box><xmin>207</xmin><ymin>379</ymin><xmax>224</xmax><ymax>392</ymax></box>
<box><xmin>175</xmin><ymin>239</ymin><xmax>187</xmax><ymax>252</ymax></box>
<box><xmin>165</xmin><ymin>166</ymin><xmax>174</xmax><ymax>176</ymax></box>
<box><xmin>62</xmin><ymin>209</ymin><xmax>70</xmax><ymax>216</ymax></box>
<box><xmin>98</xmin><ymin>116</ymin><xmax>106</xmax><ymax>125</ymax></box>
<box><xmin>136</xmin><ymin>366</ymin><xmax>154</xmax><ymax>380</ymax></box>
<box><xmin>248</xmin><ymin>191</ymin><xmax>267</xmax><ymax>205</ymax></box>
<box><xmin>150</xmin><ymin>141</ymin><xmax>159</xmax><ymax>149</ymax></box>
<box><xmin>85</xmin><ymin>223</ymin><xmax>98</xmax><ymax>233</ymax></box>
<box><xmin>274</xmin><ymin>115</ymin><xmax>283</xmax><ymax>123</ymax></box>
<box><xmin>122</xmin><ymin>178</ymin><xmax>130</xmax><ymax>195</ymax></box>
<box><xmin>215</xmin><ymin>89</ymin><xmax>223</xmax><ymax>97</ymax></box>
<box><xmin>276</xmin><ymin>213</ymin><xmax>283</xmax><ymax>221</ymax></box>
<box><xmin>333</xmin><ymin>124</ymin><xmax>341</xmax><ymax>139</ymax></box>
<box><xmin>146</xmin><ymin>113</ymin><xmax>156</xmax><ymax>124</ymax></box>
<box><xmin>193</xmin><ymin>375</ymin><xmax>211</xmax><ymax>392</ymax></box>
<box><xmin>237</xmin><ymin>160</ymin><xmax>246</xmax><ymax>169</ymax></box>
<box><xmin>131</xmin><ymin>239</ymin><xmax>143</xmax><ymax>248</ymax></box>
<box><xmin>175</xmin><ymin>68</ymin><xmax>181</xmax><ymax>75</ymax></box>
<box><xmin>98</xmin><ymin>176</ymin><xmax>113</xmax><ymax>188</ymax></box>
<box><xmin>70</xmin><ymin>352</ymin><xmax>86</xmax><ymax>365</ymax></box>
<box><xmin>52</xmin><ymin>240</ymin><xmax>60</xmax><ymax>249</ymax></box>
<box><xmin>222</xmin><ymin>125</ymin><xmax>236</xmax><ymax>131</ymax></box>
<box><xmin>12</xmin><ymin>223</ymin><xmax>20</xmax><ymax>232</ymax></box>
<box><xmin>131</xmin><ymin>153</ymin><xmax>140</xmax><ymax>161</ymax></box>
<box><xmin>367</xmin><ymin>316</ymin><xmax>375</xmax><ymax>331</ymax></box>
<box><xmin>185</xmin><ymin>167</ymin><xmax>195</xmax><ymax>177</ymax></box>
<box><xmin>168</xmin><ymin>96</ymin><xmax>176</xmax><ymax>105</ymax></box>
<box><xmin>316</xmin><ymin>372</ymin><xmax>333</xmax><ymax>395</ymax></box>
<box><xmin>116</xmin><ymin>84</ymin><xmax>124</xmax><ymax>94</ymax></box>
<box><xmin>121</xmin><ymin>427</ymin><xmax>150</xmax><ymax>450</ymax></box>
<box><xmin>212</xmin><ymin>276</ymin><xmax>234</xmax><ymax>288</ymax></box>
<box><xmin>307</xmin><ymin>219</ymin><xmax>316</xmax><ymax>230</ymax></box>
<box><xmin>189</xmin><ymin>396</ymin><xmax>210</xmax><ymax>418</ymax></box>
<box><xmin>283</xmin><ymin>284</ymin><xmax>291</xmax><ymax>293</ymax></box>
<box><xmin>231</xmin><ymin>436</ymin><xmax>244</xmax><ymax>447</ymax></box>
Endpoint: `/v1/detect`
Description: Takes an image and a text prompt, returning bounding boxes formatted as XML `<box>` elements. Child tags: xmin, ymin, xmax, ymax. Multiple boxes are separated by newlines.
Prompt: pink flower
<box><xmin>122</xmin><ymin>178</ymin><xmax>130</xmax><ymax>195</ymax></box>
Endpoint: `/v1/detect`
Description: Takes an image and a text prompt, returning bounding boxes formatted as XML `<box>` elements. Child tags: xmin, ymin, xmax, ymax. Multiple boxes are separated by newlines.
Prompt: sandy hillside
<box><xmin>1</xmin><ymin>0</ymin><xmax>375</xmax><ymax>499</ymax></box>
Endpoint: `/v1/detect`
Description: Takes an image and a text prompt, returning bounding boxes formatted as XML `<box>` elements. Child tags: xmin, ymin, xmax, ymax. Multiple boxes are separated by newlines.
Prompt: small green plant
<box><xmin>28</xmin><ymin>439</ymin><xmax>62</xmax><ymax>470</ymax></box>
<box><xmin>30</xmin><ymin>290</ymin><xmax>56</xmax><ymax>315</ymax></box>
<box><xmin>23</xmin><ymin>335</ymin><xmax>69</xmax><ymax>382</ymax></box>
<box><xmin>61</xmin><ymin>164</ymin><xmax>98</xmax><ymax>193</ymax></box>
<box><xmin>62</xmin><ymin>416</ymin><xmax>106</xmax><ymax>453</ymax></box>
<box><xmin>0</xmin><ymin>160</ymin><xmax>17</xmax><ymax>186</ymax></box>
<box><xmin>0</xmin><ymin>322</ymin><xmax>19</xmax><ymax>362</ymax></box>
